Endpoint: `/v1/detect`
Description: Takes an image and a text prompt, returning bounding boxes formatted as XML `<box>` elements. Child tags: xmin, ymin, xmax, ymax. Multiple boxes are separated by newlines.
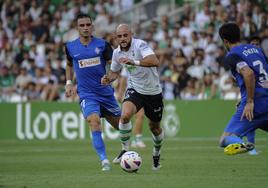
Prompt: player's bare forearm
<box><xmin>117</xmin><ymin>76</ymin><xmax>127</xmax><ymax>102</ymax></box>
<box><xmin>139</xmin><ymin>55</ymin><xmax>159</xmax><ymax>67</ymax></box>
<box><xmin>240</xmin><ymin>66</ymin><xmax>255</xmax><ymax>102</ymax></box>
<box><xmin>240</xmin><ymin>66</ymin><xmax>255</xmax><ymax>121</ymax></box>
<box><xmin>101</xmin><ymin>71</ymin><xmax>120</xmax><ymax>85</ymax></box>
<box><xmin>65</xmin><ymin>61</ymin><xmax>74</xmax><ymax>82</ymax></box>
<box><xmin>119</xmin><ymin>54</ymin><xmax>159</xmax><ymax>67</ymax></box>
<box><xmin>65</xmin><ymin>61</ymin><xmax>76</xmax><ymax>98</ymax></box>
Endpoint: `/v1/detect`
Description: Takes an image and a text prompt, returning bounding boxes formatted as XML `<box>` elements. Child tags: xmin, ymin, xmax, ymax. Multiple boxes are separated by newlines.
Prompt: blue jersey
<box><xmin>65</xmin><ymin>37</ymin><xmax>114</xmax><ymax>100</ymax></box>
<box><xmin>225</xmin><ymin>44</ymin><xmax>268</xmax><ymax>103</ymax></box>
<box><xmin>224</xmin><ymin>44</ymin><xmax>268</xmax><ymax>136</ymax></box>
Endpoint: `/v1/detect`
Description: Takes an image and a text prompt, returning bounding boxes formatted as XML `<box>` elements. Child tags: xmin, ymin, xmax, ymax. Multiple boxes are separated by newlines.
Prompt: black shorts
<box><xmin>123</xmin><ymin>88</ymin><xmax>164</xmax><ymax>122</ymax></box>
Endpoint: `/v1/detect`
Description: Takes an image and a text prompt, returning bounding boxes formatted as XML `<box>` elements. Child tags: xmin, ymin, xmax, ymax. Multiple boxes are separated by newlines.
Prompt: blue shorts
<box><xmin>224</xmin><ymin>97</ymin><xmax>268</xmax><ymax>137</ymax></box>
<box><xmin>224</xmin><ymin>114</ymin><xmax>268</xmax><ymax>137</ymax></box>
<box><xmin>80</xmin><ymin>95</ymin><xmax>121</xmax><ymax>119</ymax></box>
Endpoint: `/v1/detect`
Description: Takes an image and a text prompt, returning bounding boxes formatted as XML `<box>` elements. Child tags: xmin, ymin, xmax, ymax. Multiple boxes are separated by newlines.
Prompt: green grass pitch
<box><xmin>1</xmin><ymin>138</ymin><xmax>268</xmax><ymax>188</ymax></box>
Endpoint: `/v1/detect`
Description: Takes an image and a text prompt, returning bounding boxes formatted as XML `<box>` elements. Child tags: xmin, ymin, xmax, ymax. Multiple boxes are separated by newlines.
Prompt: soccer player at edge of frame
<box><xmin>218</xmin><ymin>22</ymin><xmax>268</xmax><ymax>155</ymax></box>
<box><xmin>101</xmin><ymin>24</ymin><xmax>164</xmax><ymax>170</ymax></box>
<box><xmin>65</xmin><ymin>14</ymin><xmax>121</xmax><ymax>171</ymax></box>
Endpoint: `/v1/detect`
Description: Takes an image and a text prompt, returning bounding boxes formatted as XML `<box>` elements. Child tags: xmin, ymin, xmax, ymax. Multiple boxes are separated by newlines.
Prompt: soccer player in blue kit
<box><xmin>65</xmin><ymin>14</ymin><xmax>121</xmax><ymax>171</ymax></box>
<box><xmin>218</xmin><ymin>22</ymin><xmax>268</xmax><ymax>155</ymax></box>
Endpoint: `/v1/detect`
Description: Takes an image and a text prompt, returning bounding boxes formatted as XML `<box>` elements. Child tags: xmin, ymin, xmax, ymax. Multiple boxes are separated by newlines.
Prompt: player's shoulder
<box><xmin>66</xmin><ymin>38</ymin><xmax>79</xmax><ymax>46</ymax></box>
<box><xmin>92</xmin><ymin>36</ymin><xmax>106</xmax><ymax>43</ymax></box>
<box><xmin>225</xmin><ymin>52</ymin><xmax>243</xmax><ymax>62</ymax></box>
<box><xmin>132</xmin><ymin>38</ymin><xmax>152</xmax><ymax>53</ymax></box>
<box><xmin>133</xmin><ymin>38</ymin><xmax>147</xmax><ymax>47</ymax></box>
<box><xmin>113</xmin><ymin>45</ymin><xmax>121</xmax><ymax>55</ymax></box>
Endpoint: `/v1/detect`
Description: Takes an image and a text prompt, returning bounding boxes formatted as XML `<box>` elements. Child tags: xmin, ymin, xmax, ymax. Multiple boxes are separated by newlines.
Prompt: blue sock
<box><xmin>246</xmin><ymin>131</ymin><xmax>255</xmax><ymax>144</ymax></box>
<box><xmin>222</xmin><ymin>135</ymin><xmax>243</xmax><ymax>147</ymax></box>
<box><xmin>92</xmin><ymin>131</ymin><xmax>106</xmax><ymax>161</ymax></box>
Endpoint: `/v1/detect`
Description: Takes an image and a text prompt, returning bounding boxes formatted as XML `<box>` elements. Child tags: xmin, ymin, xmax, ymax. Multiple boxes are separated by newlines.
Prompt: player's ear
<box><xmin>223</xmin><ymin>39</ymin><xmax>229</xmax><ymax>46</ymax></box>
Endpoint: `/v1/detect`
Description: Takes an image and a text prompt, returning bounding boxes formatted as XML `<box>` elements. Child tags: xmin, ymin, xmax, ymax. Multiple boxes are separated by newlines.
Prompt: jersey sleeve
<box><xmin>225</xmin><ymin>54</ymin><xmax>248</xmax><ymax>72</ymax></box>
<box><xmin>103</xmin><ymin>41</ymin><xmax>113</xmax><ymax>61</ymax></box>
<box><xmin>138</xmin><ymin>40</ymin><xmax>155</xmax><ymax>58</ymax></box>
<box><xmin>111</xmin><ymin>50</ymin><xmax>122</xmax><ymax>72</ymax></box>
<box><xmin>65</xmin><ymin>44</ymin><xmax>72</xmax><ymax>62</ymax></box>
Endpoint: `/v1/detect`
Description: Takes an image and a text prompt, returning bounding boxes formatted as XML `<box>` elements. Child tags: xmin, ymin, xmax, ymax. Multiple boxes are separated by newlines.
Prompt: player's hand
<box><xmin>240</xmin><ymin>101</ymin><xmax>254</xmax><ymax>121</ymax></box>
<box><xmin>101</xmin><ymin>75</ymin><xmax>110</xmax><ymax>85</ymax></box>
<box><xmin>119</xmin><ymin>57</ymin><xmax>134</xmax><ymax>65</ymax></box>
<box><xmin>65</xmin><ymin>84</ymin><xmax>75</xmax><ymax>98</ymax></box>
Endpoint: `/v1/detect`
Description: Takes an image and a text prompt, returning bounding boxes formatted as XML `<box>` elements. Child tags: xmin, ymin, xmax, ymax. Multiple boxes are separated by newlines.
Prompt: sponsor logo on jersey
<box><xmin>78</xmin><ymin>57</ymin><xmax>100</xmax><ymax>68</ymax></box>
<box><xmin>125</xmin><ymin>64</ymin><xmax>136</xmax><ymax>73</ymax></box>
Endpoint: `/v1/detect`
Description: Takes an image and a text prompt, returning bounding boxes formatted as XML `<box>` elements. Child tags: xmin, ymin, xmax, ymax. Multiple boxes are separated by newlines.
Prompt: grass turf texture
<box><xmin>1</xmin><ymin>139</ymin><xmax>268</xmax><ymax>188</ymax></box>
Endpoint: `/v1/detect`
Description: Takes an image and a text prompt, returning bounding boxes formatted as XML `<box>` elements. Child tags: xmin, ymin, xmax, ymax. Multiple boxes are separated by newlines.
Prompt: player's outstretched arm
<box><xmin>65</xmin><ymin>61</ymin><xmax>75</xmax><ymax>97</ymax></box>
<box><xmin>101</xmin><ymin>71</ymin><xmax>120</xmax><ymax>85</ymax></box>
<box><xmin>239</xmin><ymin>66</ymin><xmax>255</xmax><ymax>121</ymax></box>
<box><xmin>119</xmin><ymin>54</ymin><xmax>159</xmax><ymax>67</ymax></box>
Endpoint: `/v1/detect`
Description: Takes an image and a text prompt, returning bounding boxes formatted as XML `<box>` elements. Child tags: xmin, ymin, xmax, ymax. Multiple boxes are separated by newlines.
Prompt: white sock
<box><xmin>119</xmin><ymin>121</ymin><xmax>132</xmax><ymax>151</ymax></box>
<box><xmin>152</xmin><ymin>130</ymin><xmax>164</xmax><ymax>156</ymax></box>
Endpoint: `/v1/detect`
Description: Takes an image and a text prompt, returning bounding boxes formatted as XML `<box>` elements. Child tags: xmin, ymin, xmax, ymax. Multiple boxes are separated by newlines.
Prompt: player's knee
<box><xmin>150</xmin><ymin>124</ymin><xmax>161</xmax><ymax>135</ymax></box>
<box><xmin>120</xmin><ymin>114</ymin><xmax>132</xmax><ymax>124</ymax></box>
<box><xmin>87</xmin><ymin>118</ymin><xmax>101</xmax><ymax>131</ymax></box>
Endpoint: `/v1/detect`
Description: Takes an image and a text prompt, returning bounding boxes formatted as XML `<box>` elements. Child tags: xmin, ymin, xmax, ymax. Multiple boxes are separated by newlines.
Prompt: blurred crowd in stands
<box><xmin>0</xmin><ymin>0</ymin><xmax>268</xmax><ymax>102</ymax></box>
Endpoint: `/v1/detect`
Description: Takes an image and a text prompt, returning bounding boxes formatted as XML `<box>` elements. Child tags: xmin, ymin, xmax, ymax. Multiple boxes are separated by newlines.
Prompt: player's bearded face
<box><xmin>117</xmin><ymin>32</ymin><xmax>131</xmax><ymax>49</ymax></box>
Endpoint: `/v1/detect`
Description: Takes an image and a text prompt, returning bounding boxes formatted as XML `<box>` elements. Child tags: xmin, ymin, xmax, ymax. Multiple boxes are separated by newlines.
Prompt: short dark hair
<box><xmin>219</xmin><ymin>22</ymin><xmax>241</xmax><ymax>43</ymax></box>
<box><xmin>75</xmin><ymin>13</ymin><xmax>92</xmax><ymax>22</ymax></box>
<box><xmin>250</xmin><ymin>35</ymin><xmax>261</xmax><ymax>43</ymax></box>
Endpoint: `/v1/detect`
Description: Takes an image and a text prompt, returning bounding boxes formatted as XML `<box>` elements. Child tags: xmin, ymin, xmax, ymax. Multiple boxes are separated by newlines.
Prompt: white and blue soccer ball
<box><xmin>120</xmin><ymin>151</ymin><xmax>142</xmax><ymax>173</ymax></box>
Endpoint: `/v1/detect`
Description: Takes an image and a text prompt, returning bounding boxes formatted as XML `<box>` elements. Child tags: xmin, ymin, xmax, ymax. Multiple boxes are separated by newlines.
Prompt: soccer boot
<box><xmin>152</xmin><ymin>155</ymin><xmax>161</xmax><ymax>170</ymax></box>
<box><xmin>224</xmin><ymin>143</ymin><xmax>255</xmax><ymax>155</ymax></box>
<box><xmin>112</xmin><ymin>150</ymin><xmax>127</xmax><ymax>164</ymax></box>
<box><xmin>101</xmin><ymin>159</ymin><xmax>111</xmax><ymax>171</ymax></box>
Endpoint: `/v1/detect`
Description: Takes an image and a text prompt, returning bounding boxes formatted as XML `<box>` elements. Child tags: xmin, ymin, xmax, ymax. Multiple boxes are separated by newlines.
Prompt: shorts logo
<box><xmin>154</xmin><ymin>107</ymin><xmax>161</xmax><ymax>112</ymax></box>
<box><xmin>124</xmin><ymin>89</ymin><xmax>134</xmax><ymax>99</ymax></box>
<box><xmin>78</xmin><ymin>57</ymin><xmax>100</xmax><ymax>68</ymax></box>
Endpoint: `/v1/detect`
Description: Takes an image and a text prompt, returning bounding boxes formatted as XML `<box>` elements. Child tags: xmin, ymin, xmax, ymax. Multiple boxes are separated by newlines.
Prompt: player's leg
<box><xmin>148</xmin><ymin>120</ymin><xmax>164</xmax><ymax>170</ymax></box>
<box><xmin>112</xmin><ymin>89</ymin><xmax>143</xmax><ymax>164</ymax></box>
<box><xmin>246</xmin><ymin>131</ymin><xmax>258</xmax><ymax>155</ymax></box>
<box><xmin>131</xmin><ymin>108</ymin><xmax>146</xmax><ymax>148</ymax></box>
<box><xmin>219</xmin><ymin>131</ymin><xmax>254</xmax><ymax>155</ymax></box>
<box><xmin>81</xmin><ymin>99</ymin><xmax>110</xmax><ymax>171</ymax></box>
<box><xmin>144</xmin><ymin>92</ymin><xmax>164</xmax><ymax>170</ymax></box>
<box><xmin>100</xmin><ymin>93</ymin><xmax>121</xmax><ymax>131</ymax></box>
<box><xmin>112</xmin><ymin>101</ymin><xmax>136</xmax><ymax>163</ymax></box>
<box><xmin>219</xmin><ymin>115</ymin><xmax>255</xmax><ymax>155</ymax></box>
<box><xmin>105</xmin><ymin>115</ymin><xmax>120</xmax><ymax>131</ymax></box>
<box><xmin>86</xmin><ymin>113</ymin><xmax>110</xmax><ymax>171</ymax></box>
